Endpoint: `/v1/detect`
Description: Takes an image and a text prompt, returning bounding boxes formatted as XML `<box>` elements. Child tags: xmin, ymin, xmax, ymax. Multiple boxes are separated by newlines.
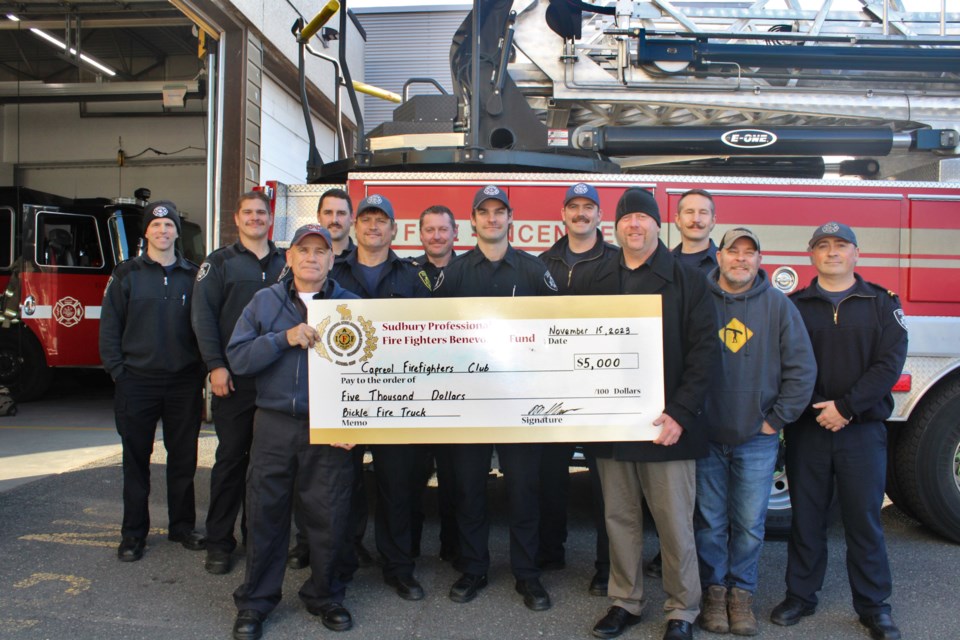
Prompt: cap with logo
<box><xmin>472</xmin><ymin>185</ymin><xmax>510</xmax><ymax>210</ymax></box>
<box><xmin>615</xmin><ymin>188</ymin><xmax>660</xmax><ymax>227</ymax></box>
<box><xmin>808</xmin><ymin>221</ymin><xmax>858</xmax><ymax>249</ymax></box>
<box><xmin>719</xmin><ymin>227</ymin><xmax>761</xmax><ymax>252</ymax></box>
<box><xmin>142</xmin><ymin>200</ymin><xmax>182</xmax><ymax>236</ymax></box>
<box><xmin>564</xmin><ymin>183</ymin><xmax>600</xmax><ymax>207</ymax></box>
<box><xmin>357</xmin><ymin>194</ymin><xmax>395</xmax><ymax>220</ymax></box>
<box><xmin>290</xmin><ymin>223</ymin><xmax>333</xmax><ymax>248</ymax></box>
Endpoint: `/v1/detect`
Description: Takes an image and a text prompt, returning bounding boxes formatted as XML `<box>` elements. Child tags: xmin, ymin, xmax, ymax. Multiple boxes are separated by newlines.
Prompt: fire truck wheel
<box><xmin>764</xmin><ymin>437</ymin><xmax>792</xmax><ymax>537</ymax></box>
<box><xmin>894</xmin><ymin>376</ymin><xmax>960</xmax><ymax>544</ymax></box>
<box><xmin>0</xmin><ymin>330</ymin><xmax>53</xmax><ymax>402</ymax></box>
<box><xmin>884</xmin><ymin>423</ymin><xmax>918</xmax><ymax>521</ymax></box>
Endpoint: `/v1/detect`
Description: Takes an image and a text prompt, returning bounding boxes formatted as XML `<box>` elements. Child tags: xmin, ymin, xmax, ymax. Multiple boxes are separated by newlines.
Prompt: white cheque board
<box><xmin>307</xmin><ymin>295</ymin><xmax>664</xmax><ymax>444</ymax></box>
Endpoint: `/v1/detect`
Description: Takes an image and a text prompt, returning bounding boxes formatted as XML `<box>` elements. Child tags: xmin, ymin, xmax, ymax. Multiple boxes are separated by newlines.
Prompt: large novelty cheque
<box><xmin>307</xmin><ymin>295</ymin><xmax>664</xmax><ymax>444</ymax></box>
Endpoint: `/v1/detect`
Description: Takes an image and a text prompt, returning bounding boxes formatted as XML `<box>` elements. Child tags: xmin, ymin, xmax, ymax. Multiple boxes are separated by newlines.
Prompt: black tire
<box><xmin>894</xmin><ymin>376</ymin><xmax>960</xmax><ymax>544</ymax></box>
<box><xmin>0</xmin><ymin>329</ymin><xmax>53</xmax><ymax>401</ymax></box>
<box><xmin>765</xmin><ymin>437</ymin><xmax>792</xmax><ymax>537</ymax></box>
<box><xmin>884</xmin><ymin>422</ymin><xmax>919</xmax><ymax>521</ymax></box>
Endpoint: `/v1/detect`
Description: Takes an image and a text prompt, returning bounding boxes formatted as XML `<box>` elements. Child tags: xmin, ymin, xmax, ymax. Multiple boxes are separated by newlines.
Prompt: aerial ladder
<box><xmin>317</xmin><ymin>0</ymin><xmax>960</xmax><ymax>181</ymax></box>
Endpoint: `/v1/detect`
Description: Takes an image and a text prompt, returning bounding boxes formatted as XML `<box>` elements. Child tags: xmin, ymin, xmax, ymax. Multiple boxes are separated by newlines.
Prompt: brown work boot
<box><xmin>698</xmin><ymin>584</ymin><xmax>729</xmax><ymax>633</ymax></box>
<box><xmin>728</xmin><ymin>587</ymin><xmax>759</xmax><ymax>636</ymax></box>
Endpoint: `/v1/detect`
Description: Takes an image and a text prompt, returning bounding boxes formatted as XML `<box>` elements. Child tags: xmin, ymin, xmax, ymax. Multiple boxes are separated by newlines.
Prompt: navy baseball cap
<box><xmin>564</xmin><ymin>183</ymin><xmax>600</xmax><ymax>207</ymax></box>
<box><xmin>290</xmin><ymin>223</ymin><xmax>332</xmax><ymax>248</ymax></box>
<box><xmin>472</xmin><ymin>185</ymin><xmax>510</xmax><ymax>210</ymax></box>
<box><xmin>719</xmin><ymin>227</ymin><xmax>761</xmax><ymax>252</ymax></box>
<box><xmin>808</xmin><ymin>221</ymin><xmax>858</xmax><ymax>249</ymax></box>
<box><xmin>357</xmin><ymin>194</ymin><xmax>395</xmax><ymax>220</ymax></box>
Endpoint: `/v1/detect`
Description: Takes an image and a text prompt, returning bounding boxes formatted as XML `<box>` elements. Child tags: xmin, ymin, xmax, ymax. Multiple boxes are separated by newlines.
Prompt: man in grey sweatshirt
<box><xmin>694</xmin><ymin>228</ymin><xmax>816</xmax><ymax>636</ymax></box>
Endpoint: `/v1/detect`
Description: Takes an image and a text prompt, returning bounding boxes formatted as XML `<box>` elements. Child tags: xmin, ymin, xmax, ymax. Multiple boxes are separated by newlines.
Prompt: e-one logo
<box><xmin>721</xmin><ymin>129</ymin><xmax>777</xmax><ymax>149</ymax></box>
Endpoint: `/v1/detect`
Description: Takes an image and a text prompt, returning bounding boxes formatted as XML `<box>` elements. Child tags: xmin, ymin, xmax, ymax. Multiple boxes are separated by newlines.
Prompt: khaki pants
<box><xmin>596</xmin><ymin>457</ymin><xmax>701</xmax><ymax>623</ymax></box>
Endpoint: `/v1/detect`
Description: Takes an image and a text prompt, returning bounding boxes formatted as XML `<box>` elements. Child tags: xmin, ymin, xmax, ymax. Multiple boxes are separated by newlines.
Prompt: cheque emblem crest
<box><xmin>314</xmin><ymin>304</ymin><xmax>378</xmax><ymax>366</ymax></box>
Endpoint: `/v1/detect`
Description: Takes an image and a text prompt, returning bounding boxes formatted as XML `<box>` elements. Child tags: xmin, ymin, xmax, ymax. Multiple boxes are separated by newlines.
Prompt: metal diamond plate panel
<box><xmin>272</xmin><ymin>183</ymin><xmax>346</xmax><ymax>246</ymax></box>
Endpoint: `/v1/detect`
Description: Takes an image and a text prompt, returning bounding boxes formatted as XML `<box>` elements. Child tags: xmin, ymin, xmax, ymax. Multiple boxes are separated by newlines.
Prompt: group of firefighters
<box><xmin>98</xmin><ymin>182</ymin><xmax>907</xmax><ymax>640</ymax></box>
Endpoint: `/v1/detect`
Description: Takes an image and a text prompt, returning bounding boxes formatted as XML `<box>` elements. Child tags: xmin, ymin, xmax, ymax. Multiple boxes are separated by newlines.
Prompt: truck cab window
<box><xmin>107</xmin><ymin>212</ymin><xmax>144</xmax><ymax>264</ymax></box>
<box><xmin>0</xmin><ymin>207</ymin><xmax>13</xmax><ymax>270</ymax></box>
<box><xmin>36</xmin><ymin>212</ymin><xmax>104</xmax><ymax>269</ymax></box>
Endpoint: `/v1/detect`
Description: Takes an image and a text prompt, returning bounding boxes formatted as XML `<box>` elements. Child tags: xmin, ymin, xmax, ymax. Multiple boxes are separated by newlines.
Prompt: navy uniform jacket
<box><xmin>227</xmin><ymin>278</ymin><xmax>359</xmax><ymax>418</ymax></box>
<box><xmin>790</xmin><ymin>274</ymin><xmax>908</xmax><ymax>423</ymax></box>
<box><xmin>331</xmin><ymin>248</ymin><xmax>432</xmax><ymax>299</ymax></box>
<box><xmin>99</xmin><ymin>252</ymin><xmax>202</xmax><ymax>380</ymax></box>
<box><xmin>540</xmin><ymin>229</ymin><xmax>619</xmax><ymax>295</ymax></box>
<box><xmin>191</xmin><ymin>240</ymin><xmax>286</xmax><ymax>374</ymax></box>
<box><xmin>588</xmin><ymin>241</ymin><xmax>720</xmax><ymax>462</ymax></box>
<box><xmin>413</xmin><ymin>252</ymin><xmax>456</xmax><ymax>290</ymax></box>
<box><xmin>671</xmin><ymin>239</ymin><xmax>718</xmax><ymax>277</ymax></box>
<box><xmin>433</xmin><ymin>244</ymin><xmax>559</xmax><ymax>298</ymax></box>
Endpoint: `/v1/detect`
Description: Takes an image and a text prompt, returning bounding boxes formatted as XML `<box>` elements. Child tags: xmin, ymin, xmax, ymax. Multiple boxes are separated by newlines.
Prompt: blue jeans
<box><xmin>695</xmin><ymin>433</ymin><xmax>779</xmax><ymax>593</ymax></box>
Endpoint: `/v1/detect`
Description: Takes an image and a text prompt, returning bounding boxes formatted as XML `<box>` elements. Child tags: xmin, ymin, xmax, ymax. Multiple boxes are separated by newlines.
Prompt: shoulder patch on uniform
<box><xmin>103</xmin><ymin>275</ymin><xmax>114</xmax><ymax>297</ymax></box>
<box><xmin>893</xmin><ymin>308</ymin><xmax>907</xmax><ymax>331</ymax></box>
<box><xmin>544</xmin><ymin>270</ymin><xmax>559</xmax><ymax>292</ymax></box>
<box><xmin>418</xmin><ymin>270</ymin><xmax>432</xmax><ymax>292</ymax></box>
<box><xmin>277</xmin><ymin>265</ymin><xmax>290</xmax><ymax>282</ymax></box>
<box><xmin>196</xmin><ymin>262</ymin><xmax>211</xmax><ymax>282</ymax></box>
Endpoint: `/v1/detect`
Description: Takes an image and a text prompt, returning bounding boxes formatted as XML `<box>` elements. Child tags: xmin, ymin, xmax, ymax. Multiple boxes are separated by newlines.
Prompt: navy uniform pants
<box><xmin>451</xmin><ymin>443</ymin><xmax>543</xmax><ymax>580</ymax></box>
<box><xmin>371</xmin><ymin>444</ymin><xmax>431</xmax><ymax>578</ymax></box>
<box><xmin>114</xmin><ymin>370</ymin><xmax>203</xmax><ymax>540</ymax></box>
<box><xmin>205</xmin><ymin>375</ymin><xmax>256</xmax><ymax>553</ymax></box>
<box><xmin>784</xmin><ymin>416</ymin><xmax>893</xmax><ymax>616</ymax></box>
<box><xmin>538</xmin><ymin>443</ymin><xmax>574</xmax><ymax>566</ymax></box>
<box><xmin>234</xmin><ymin>409</ymin><xmax>354</xmax><ymax>615</ymax></box>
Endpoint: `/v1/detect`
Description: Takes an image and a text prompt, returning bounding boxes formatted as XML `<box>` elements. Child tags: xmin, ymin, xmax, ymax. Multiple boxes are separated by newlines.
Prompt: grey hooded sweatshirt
<box><xmin>704</xmin><ymin>268</ymin><xmax>817</xmax><ymax>445</ymax></box>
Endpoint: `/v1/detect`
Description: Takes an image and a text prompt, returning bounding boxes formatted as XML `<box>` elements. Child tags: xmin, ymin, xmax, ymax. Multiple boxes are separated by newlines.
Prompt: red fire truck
<box><xmin>267</xmin><ymin>172</ymin><xmax>960</xmax><ymax>543</ymax></box>
<box><xmin>274</xmin><ymin>1</ymin><xmax>960</xmax><ymax>541</ymax></box>
<box><xmin>0</xmin><ymin>186</ymin><xmax>204</xmax><ymax>402</ymax></box>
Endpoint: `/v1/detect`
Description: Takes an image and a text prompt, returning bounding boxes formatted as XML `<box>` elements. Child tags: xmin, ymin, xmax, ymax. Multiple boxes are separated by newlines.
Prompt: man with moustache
<box><xmin>100</xmin><ymin>200</ymin><xmax>205</xmax><ymax>562</ymax></box>
<box><xmin>672</xmin><ymin>189</ymin><xmax>718</xmax><ymax>276</ymax></box>
<box><xmin>193</xmin><ymin>191</ymin><xmax>287</xmax><ymax>575</ymax></box>
<box><xmin>639</xmin><ymin>187</ymin><xmax>719</xmax><ymax>581</ymax></box>
<box><xmin>539</xmin><ymin>183</ymin><xmax>619</xmax><ymax>595</ymax></box>
<box><xmin>588</xmin><ymin>188</ymin><xmax>719</xmax><ymax>640</ymax></box>
<box><xmin>229</xmin><ymin>224</ymin><xmax>359</xmax><ymax>639</ymax></box>
<box><xmin>434</xmin><ymin>185</ymin><xmax>559</xmax><ymax>611</ymax></box>
<box><xmin>317</xmin><ymin>188</ymin><xmax>356</xmax><ymax>259</ymax></box>
<box><xmin>331</xmin><ymin>194</ymin><xmax>433</xmax><ymax>601</ymax></box>
<box><xmin>770</xmin><ymin>223</ymin><xmax>907</xmax><ymax>640</ymax></box>
<box><xmin>695</xmin><ymin>228</ymin><xmax>815</xmax><ymax>636</ymax></box>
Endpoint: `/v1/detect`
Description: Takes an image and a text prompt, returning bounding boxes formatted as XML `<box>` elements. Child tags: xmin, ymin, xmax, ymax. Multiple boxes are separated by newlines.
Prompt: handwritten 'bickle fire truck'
<box><xmin>0</xmin><ymin>187</ymin><xmax>204</xmax><ymax>402</ymax></box>
<box><xmin>266</xmin><ymin>1</ymin><xmax>960</xmax><ymax>542</ymax></box>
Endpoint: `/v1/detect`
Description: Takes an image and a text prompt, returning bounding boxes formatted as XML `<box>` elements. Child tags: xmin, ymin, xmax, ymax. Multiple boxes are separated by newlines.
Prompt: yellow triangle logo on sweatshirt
<box><xmin>719</xmin><ymin>318</ymin><xmax>753</xmax><ymax>353</ymax></box>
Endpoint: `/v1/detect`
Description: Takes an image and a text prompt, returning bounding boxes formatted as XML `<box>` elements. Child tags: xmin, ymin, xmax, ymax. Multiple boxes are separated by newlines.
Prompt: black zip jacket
<box><xmin>99</xmin><ymin>252</ymin><xmax>202</xmax><ymax>380</ymax></box>
<box><xmin>433</xmin><ymin>244</ymin><xmax>559</xmax><ymax>297</ymax></box>
<box><xmin>671</xmin><ymin>239</ymin><xmax>718</xmax><ymax>277</ymax></box>
<box><xmin>540</xmin><ymin>230</ymin><xmax>619</xmax><ymax>294</ymax></box>
<box><xmin>331</xmin><ymin>248</ymin><xmax>432</xmax><ymax>298</ymax></box>
<box><xmin>790</xmin><ymin>274</ymin><xmax>908</xmax><ymax>423</ymax></box>
<box><xmin>413</xmin><ymin>251</ymin><xmax>456</xmax><ymax>290</ymax></box>
<box><xmin>588</xmin><ymin>241</ymin><xmax>720</xmax><ymax>462</ymax></box>
<box><xmin>191</xmin><ymin>240</ymin><xmax>287</xmax><ymax>373</ymax></box>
